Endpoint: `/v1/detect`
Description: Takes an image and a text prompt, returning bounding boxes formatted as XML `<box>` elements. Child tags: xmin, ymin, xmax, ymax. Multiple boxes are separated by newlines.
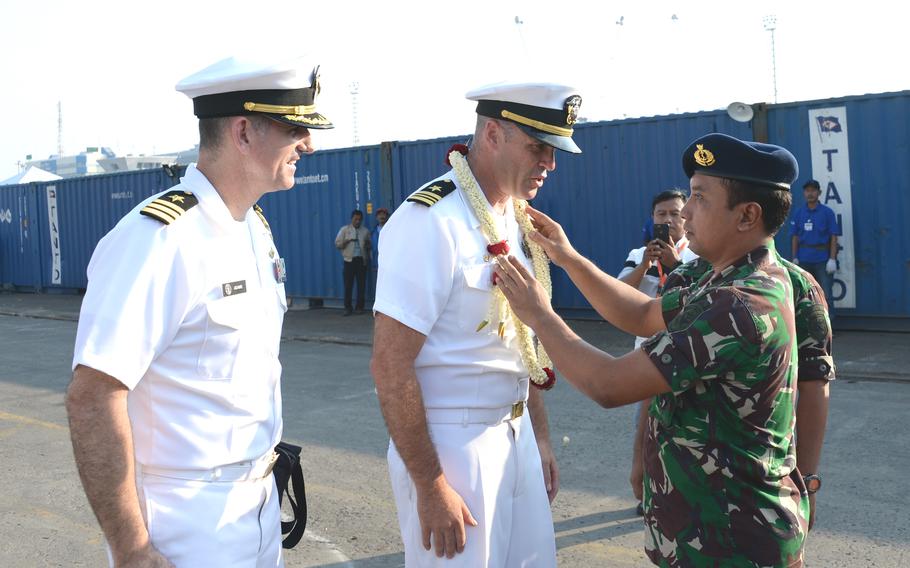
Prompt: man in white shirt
<box><xmin>618</xmin><ymin>189</ymin><xmax>697</xmax><ymax>312</ymax></box>
<box><xmin>371</xmin><ymin>81</ymin><xmax>583</xmax><ymax>567</ymax></box>
<box><xmin>65</xmin><ymin>56</ymin><xmax>333</xmax><ymax>567</ymax></box>
<box><xmin>334</xmin><ymin>209</ymin><xmax>372</xmax><ymax>315</ymax></box>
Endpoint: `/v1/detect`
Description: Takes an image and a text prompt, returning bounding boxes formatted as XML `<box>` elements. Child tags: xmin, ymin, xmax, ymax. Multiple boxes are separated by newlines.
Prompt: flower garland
<box><xmin>448</xmin><ymin>147</ymin><xmax>556</xmax><ymax>390</ymax></box>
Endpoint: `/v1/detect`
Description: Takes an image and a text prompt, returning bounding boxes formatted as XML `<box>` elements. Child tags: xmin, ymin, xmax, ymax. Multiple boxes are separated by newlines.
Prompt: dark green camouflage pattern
<box><xmin>663</xmin><ymin>248</ymin><xmax>834</xmax><ymax>382</ymax></box>
<box><xmin>641</xmin><ymin>246</ymin><xmax>809</xmax><ymax>567</ymax></box>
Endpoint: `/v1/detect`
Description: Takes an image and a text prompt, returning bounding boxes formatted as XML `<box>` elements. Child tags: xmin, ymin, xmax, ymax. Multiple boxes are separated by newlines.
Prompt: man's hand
<box><xmin>492</xmin><ymin>255</ymin><xmax>552</xmax><ymax>329</ymax></box>
<box><xmin>537</xmin><ymin>438</ymin><xmax>560</xmax><ymax>503</ymax></box>
<box><xmin>524</xmin><ymin>206</ymin><xmax>580</xmax><ymax>267</ymax></box>
<box><xmin>119</xmin><ymin>543</ymin><xmax>176</xmax><ymax>567</ymax></box>
<box><xmin>826</xmin><ymin>258</ymin><xmax>837</xmax><ymax>274</ymax></box>
<box><xmin>416</xmin><ymin>477</ymin><xmax>478</xmax><ymax>558</ymax></box>
<box><xmin>651</xmin><ymin>237</ymin><xmax>681</xmax><ymax>268</ymax></box>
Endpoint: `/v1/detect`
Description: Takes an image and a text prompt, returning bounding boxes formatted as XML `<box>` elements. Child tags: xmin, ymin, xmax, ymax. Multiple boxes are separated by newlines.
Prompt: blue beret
<box><xmin>682</xmin><ymin>133</ymin><xmax>798</xmax><ymax>191</ymax></box>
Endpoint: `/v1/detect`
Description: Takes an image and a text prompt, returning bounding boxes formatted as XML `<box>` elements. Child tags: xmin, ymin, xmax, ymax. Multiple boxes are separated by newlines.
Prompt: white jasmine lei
<box><xmin>448</xmin><ymin>149</ymin><xmax>555</xmax><ymax>388</ymax></box>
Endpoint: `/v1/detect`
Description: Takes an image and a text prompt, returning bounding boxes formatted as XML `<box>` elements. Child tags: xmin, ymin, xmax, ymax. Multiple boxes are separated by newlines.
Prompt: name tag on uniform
<box><xmin>222</xmin><ymin>280</ymin><xmax>247</xmax><ymax>297</ymax></box>
<box><xmin>804</xmin><ymin>221</ymin><xmax>813</xmax><ymax>232</ymax></box>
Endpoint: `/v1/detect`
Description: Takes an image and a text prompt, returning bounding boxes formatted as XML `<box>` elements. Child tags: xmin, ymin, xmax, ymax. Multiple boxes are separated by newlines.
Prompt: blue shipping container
<box><xmin>0</xmin><ymin>182</ymin><xmax>41</xmax><ymax>288</ymax></box>
<box><xmin>3</xmin><ymin>91</ymin><xmax>908</xmax><ymax>329</ymax></box>
<box><xmin>43</xmin><ymin>168</ymin><xmax>183</xmax><ymax>290</ymax></box>
<box><xmin>260</xmin><ymin>145</ymin><xmax>383</xmax><ymax>302</ymax></box>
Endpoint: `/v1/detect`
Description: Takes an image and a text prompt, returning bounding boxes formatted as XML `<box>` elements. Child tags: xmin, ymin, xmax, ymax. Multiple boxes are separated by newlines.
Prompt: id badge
<box><xmin>804</xmin><ymin>221</ymin><xmax>813</xmax><ymax>232</ymax></box>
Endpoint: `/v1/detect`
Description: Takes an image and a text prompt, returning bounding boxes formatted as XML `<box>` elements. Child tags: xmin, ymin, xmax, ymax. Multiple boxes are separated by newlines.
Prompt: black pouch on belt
<box><xmin>273</xmin><ymin>441</ymin><xmax>307</xmax><ymax>549</ymax></box>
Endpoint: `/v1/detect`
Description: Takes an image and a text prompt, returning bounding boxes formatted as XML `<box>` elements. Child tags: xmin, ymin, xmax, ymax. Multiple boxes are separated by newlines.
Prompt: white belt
<box><xmin>139</xmin><ymin>451</ymin><xmax>279</xmax><ymax>483</ymax></box>
<box><xmin>425</xmin><ymin>401</ymin><xmax>525</xmax><ymax>425</ymax></box>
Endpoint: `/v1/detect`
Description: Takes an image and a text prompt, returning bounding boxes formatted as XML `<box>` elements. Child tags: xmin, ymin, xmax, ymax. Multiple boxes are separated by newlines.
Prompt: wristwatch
<box><xmin>803</xmin><ymin>473</ymin><xmax>822</xmax><ymax>494</ymax></box>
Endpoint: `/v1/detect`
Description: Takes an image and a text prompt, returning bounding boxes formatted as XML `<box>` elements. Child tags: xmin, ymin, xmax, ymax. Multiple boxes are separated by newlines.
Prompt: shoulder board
<box><xmin>140</xmin><ymin>190</ymin><xmax>198</xmax><ymax>225</ymax></box>
<box><xmin>406</xmin><ymin>179</ymin><xmax>456</xmax><ymax>207</ymax></box>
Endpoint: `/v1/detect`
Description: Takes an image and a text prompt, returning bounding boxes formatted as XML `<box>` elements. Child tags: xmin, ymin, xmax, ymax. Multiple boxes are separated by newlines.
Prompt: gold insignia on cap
<box><xmin>313</xmin><ymin>66</ymin><xmax>322</xmax><ymax>97</ymax></box>
<box><xmin>244</xmin><ymin>102</ymin><xmax>317</xmax><ymax>115</ymax></box>
<box><xmin>694</xmin><ymin>144</ymin><xmax>716</xmax><ymax>167</ymax></box>
<box><xmin>282</xmin><ymin>114</ymin><xmax>332</xmax><ymax>126</ymax></box>
<box><xmin>500</xmin><ymin>110</ymin><xmax>574</xmax><ymax>136</ymax></box>
<box><xmin>564</xmin><ymin>95</ymin><xmax>582</xmax><ymax>126</ymax></box>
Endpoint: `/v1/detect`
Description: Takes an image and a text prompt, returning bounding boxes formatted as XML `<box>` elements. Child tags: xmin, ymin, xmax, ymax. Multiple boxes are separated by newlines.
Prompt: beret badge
<box><xmin>694</xmin><ymin>144</ymin><xmax>716</xmax><ymax>167</ymax></box>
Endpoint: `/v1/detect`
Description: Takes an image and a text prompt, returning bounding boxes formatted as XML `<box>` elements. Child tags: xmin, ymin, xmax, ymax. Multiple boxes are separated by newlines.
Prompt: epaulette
<box><xmin>406</xmin><ymin>179</ymin><xmax>456</xmax><ymax>207</ymax></box>
<box><xmin>253</xmin><ymin>203</ymin><xmax>273</xmax><ymax>237</ymax></box>
<box><xmin>140</xmin><ymin>190</ymin><xmax>198</xmax><ymax>225</ymax></box>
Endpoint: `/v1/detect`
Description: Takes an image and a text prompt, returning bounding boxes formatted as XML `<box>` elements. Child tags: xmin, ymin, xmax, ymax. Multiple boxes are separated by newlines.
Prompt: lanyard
<box><xmin>655</xmin><ymin>239</ymin><xmax>688</xmax><ymax>287</ymax></box>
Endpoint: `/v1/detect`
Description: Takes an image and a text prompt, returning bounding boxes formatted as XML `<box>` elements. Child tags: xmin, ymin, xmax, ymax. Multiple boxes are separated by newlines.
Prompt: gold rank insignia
<box><xmin>140</xmin><ymin>190</ymin><xmax>199</xmax><ymax>225</ymax></box>
<box><xmin>406</xmin><ymin>179</ymin><xmax>456</xmax><ymax>207</ymax></box>
<box><xmin>253</xmin><ymin>203</ymin><xmax>272</xmax><ymax>237</ymax></box>
<box><xmin>694</xmin><ymin>144</ymin><xmax>716</xmax><ymax>167</ymax></box>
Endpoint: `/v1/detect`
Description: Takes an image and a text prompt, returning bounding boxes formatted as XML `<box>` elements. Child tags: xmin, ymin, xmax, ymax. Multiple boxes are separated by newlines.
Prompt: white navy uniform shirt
<box><xmin>618</xmin><ymin>239</ymin><xmax>698</xmax><ymax>347</ymax></box>
<box><xmin>374</xmin><ymin>171</ymin><xmax>535</xmax><ymax>409</ymax></box>
<box><xmin>72</xmin><ymin>165</ymin><xmax>286</xmax><ymax>469</ymax></box>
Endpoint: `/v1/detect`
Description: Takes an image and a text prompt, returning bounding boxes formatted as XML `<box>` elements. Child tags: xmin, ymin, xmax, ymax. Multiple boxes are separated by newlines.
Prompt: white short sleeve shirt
<box><xmin>618</xmin><ymin>240</ymin><xmax>699</xmax><ymax>347</ymax></box>
<box><xmin>73</xmin><ymin>165</ymin><xmax>287</xmax><ymax>469</ymax></box>
<box><xmin>374</xmin><ymin>172</ymin><xmax>535</xmax><ymax>409</ymax></box>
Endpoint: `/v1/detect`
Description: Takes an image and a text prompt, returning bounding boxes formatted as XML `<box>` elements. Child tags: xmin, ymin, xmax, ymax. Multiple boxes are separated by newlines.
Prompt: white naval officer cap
<box><xmin>466</xmin><ymin>81</ymin><xmax>582</xmax><ymax>154</ymax></box>
<box><xmin>175</xmin><ymin>55</ymin><xmax>333</xmax><ymax>129</ymax></box>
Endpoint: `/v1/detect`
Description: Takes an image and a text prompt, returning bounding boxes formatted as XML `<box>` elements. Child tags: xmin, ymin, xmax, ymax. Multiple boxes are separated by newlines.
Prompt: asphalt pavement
<box><xmin>1</xmin><ymin>291</ymin><xmax>907</xmax><ymax>383</ymax></box>
<box><xmin>1</xmin><ymin>291</ymin><xmax>908</xmax><ymax>567</ymax></box>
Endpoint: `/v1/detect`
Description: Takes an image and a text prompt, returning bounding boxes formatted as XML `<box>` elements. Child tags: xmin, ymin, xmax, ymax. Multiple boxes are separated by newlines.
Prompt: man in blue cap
<box><xmin>67</xmin><ymin>55</ymin><xmax>333</xmax><ymax>567</ymax></box>
<box><xmin>493</xmin><ymin>132</ymin><xmax>813</xmax><ymax>566</ymax></box>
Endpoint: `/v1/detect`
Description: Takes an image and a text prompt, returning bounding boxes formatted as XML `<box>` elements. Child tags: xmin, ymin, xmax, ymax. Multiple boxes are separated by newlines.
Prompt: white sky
<box><xmin>3</xmin><ymin>0</ymin><xmax>909</xmax><ymax>180</ymax></box>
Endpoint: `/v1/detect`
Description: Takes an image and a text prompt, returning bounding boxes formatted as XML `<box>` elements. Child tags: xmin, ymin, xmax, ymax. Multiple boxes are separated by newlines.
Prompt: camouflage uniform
<box><xmin>662</xmin><ymin>249</ymin><xmax>835</xmax><ymax>383</ymax></box>
<box><xmin>641</xmin><ymin>245</ymin><xmax>809</xmax><ymax>567</ymax></box>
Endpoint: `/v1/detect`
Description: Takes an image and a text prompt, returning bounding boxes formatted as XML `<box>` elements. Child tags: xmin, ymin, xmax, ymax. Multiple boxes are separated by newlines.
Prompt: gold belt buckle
<box><xmin>510</xmin><ymin>401</ymin><xmax>524</xmax><ymax>420</ymax></box>
<box><xmin>263</xmin><ymin>452</ymin><xmax>279</xmax><ymax>477</ymax></box>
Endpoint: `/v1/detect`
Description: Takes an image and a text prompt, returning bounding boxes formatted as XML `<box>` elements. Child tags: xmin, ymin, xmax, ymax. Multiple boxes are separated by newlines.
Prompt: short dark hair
<box><xmin>351</xmin><ymin>209</ymin><xmax>364</xmax><ymax>219</ymax></box>
<box><xmin>651</xmin><ymin>189</ymin><xmax>687</xmax><ymax>213</ymax></box>
<box><xmin>198</xmin><ymin>117</ymin><xmax>230</xmax><ymax>151</ymax></box>
<box><xmin>723</xmin><ymin>179</ymin><xmax>792</xmax><ymax>235</ymax></box>
<box><xmin>198</xmin><ymin>115</ymin><xmax>271</xmax><ymax>152</ymax></box>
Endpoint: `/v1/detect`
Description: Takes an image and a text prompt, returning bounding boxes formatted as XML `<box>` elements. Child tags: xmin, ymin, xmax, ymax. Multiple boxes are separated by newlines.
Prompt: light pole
<box><xmin>763</xmin><ymin>15</ymin><xmax>778</xmax><ymax>103</ymax></box>
<box><xmin>349</xmin><ymin>81</ymin><xmax>360</xmax><ymax>146</ymax></box>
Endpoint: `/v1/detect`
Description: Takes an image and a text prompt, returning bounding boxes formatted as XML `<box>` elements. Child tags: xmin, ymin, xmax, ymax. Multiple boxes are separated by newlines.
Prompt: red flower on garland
<box><xmin>444</xmin><ymin>143</ymin><xmax>469</xmax><ymax>167</ymax></box>
<box><xmin>487</xmin><ymin>240</ymin><xmax>510</xmax><ymax>256</ymax></box>
<box><xmin>532</xmin><ymin>367</ymin><xmax>557</xmax><ymax>391</ymax></box>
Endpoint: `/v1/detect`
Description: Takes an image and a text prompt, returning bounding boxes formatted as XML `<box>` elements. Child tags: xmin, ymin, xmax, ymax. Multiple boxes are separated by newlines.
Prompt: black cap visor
<box><xmin>514</xmin><ymin>123</ymin><xmax>581</xmax><ymax>154</ymax></box>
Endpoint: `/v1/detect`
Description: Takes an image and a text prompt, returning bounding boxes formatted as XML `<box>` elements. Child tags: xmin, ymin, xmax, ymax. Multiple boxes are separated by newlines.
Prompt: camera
<box><xmin>653</xmin><ymin>223</ymin><xmax>670</xmax><ymax>244</ymax></box>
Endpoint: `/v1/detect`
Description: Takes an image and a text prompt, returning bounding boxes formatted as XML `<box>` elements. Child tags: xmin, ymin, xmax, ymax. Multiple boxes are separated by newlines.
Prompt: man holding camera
<box><xmin>619</xmin><ymin>189</ymin><xmax>699</xmax><ymax>510</ymax></box>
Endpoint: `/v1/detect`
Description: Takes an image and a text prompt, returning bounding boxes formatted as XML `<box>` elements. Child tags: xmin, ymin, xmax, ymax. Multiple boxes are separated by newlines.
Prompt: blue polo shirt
<box><xmin>790</xmin><ymin>203</ymin><xmax>841</xmax><ymax>263</ymax></box>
